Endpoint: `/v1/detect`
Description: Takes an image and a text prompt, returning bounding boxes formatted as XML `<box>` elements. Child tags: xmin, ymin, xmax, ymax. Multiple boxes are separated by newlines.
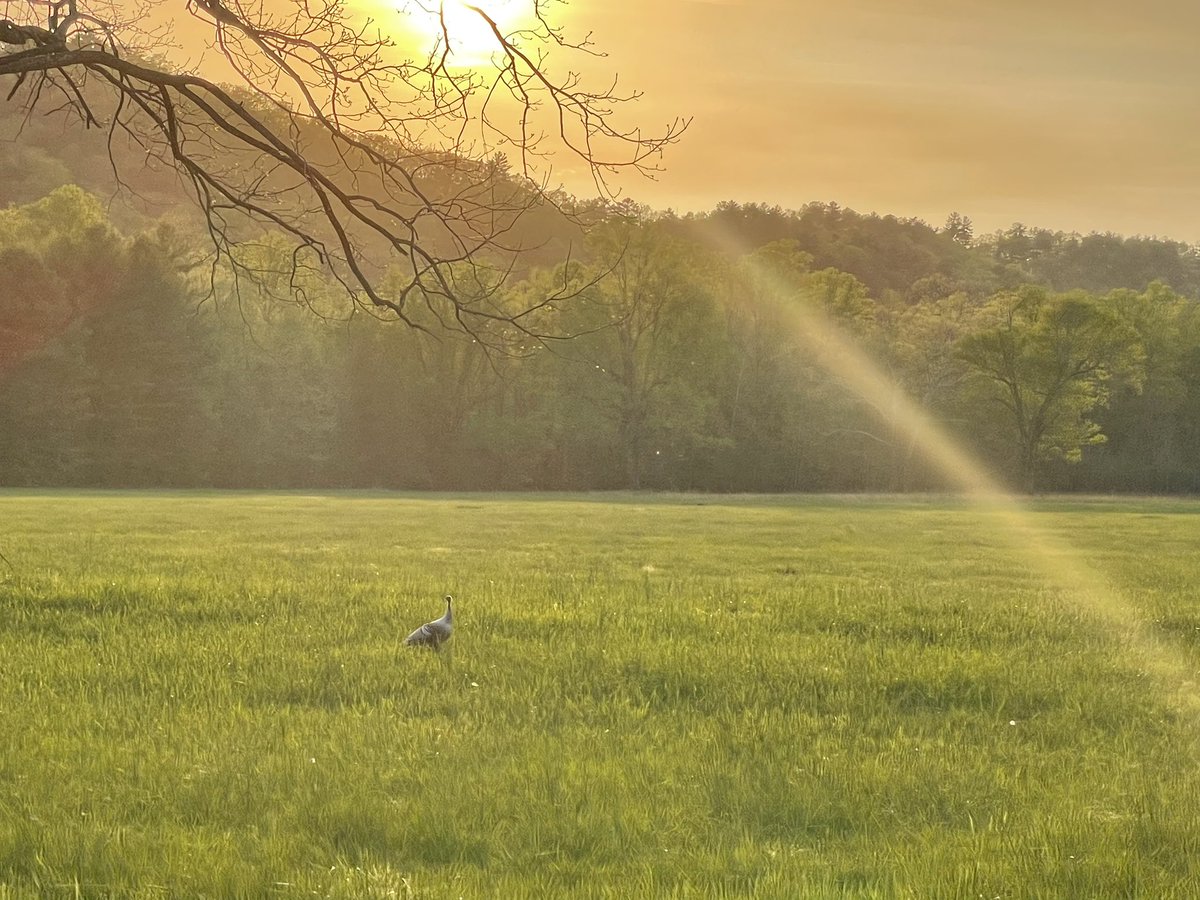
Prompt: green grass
<box><xmin>1</xmin><ymin>491</ymin><xmax>1199</xmax><ymax>897</ymax></box>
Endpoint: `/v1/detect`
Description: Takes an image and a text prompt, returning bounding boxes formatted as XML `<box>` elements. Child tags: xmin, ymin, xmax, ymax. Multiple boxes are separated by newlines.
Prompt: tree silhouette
<box><xmin>0</xmin><ymin>1</ymin><xmax>686</xmax><ymax>343</ymax></box>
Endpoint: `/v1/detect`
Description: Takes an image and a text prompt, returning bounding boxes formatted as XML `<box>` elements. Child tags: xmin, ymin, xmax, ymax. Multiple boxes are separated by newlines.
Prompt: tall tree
<box><xmin>81</xmin><ymin>227</ymin><xmax>215</xmax><ymax>485</ymax></box>
<box><xmin>715</xmin><ymin>243</ymin><xmax>811</xmax><ymax>490</ymax></box>
<box><xmin>556</xmin><ymin>215</ymin><xmax>727</xmax><ymax>489</ymax></box>
<box><xmin>943</xmin><ymin>212</ymin><xmax>974</xmax><ymax>247</ymax></box>
<box><xmin>721</xmin><ymin>240</ymin><xmax>892</xmax><ymax>491</ymax></box>
<box><xmin>0</xmin><ymin>186</ymin><xmax>126</xmax><ymax>482</ymax></box>
<box><xmin>1089</xmin><ymin>283</ymin><xmax>1200</xmax><ymax>491</ymax></box>
<box><xmin>0</xmin><ymin>187</ymin><xmax>214</xmax><ymax>484</ymax></box>
<box><xmin>203</xmin><ymin>238</ymin><xmax>348</xmax><ymax>487</ymax></box>
<box><xmin>957</xmin><ymin>286</ymin><xmax>1145</xmax><ymax>489</ymax></box>
<box><xmin>881</xmin><ymin>291</ymin><xmax>975</xmax><ymax>489</ymax></box>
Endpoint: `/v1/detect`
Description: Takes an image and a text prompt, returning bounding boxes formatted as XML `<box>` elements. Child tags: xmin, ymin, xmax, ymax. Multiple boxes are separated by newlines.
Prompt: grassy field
<box><xmin>1</xmin><ymin>492</ymin><xmax>1199</xmax><ymax>898</ymax></box>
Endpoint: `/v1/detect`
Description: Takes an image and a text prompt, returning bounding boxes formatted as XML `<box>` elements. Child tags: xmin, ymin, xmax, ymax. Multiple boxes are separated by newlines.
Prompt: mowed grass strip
<box><xmin>0</xmin><ymin>492</ymin><xmax>1198</xmax><ymax>898</ymax></box>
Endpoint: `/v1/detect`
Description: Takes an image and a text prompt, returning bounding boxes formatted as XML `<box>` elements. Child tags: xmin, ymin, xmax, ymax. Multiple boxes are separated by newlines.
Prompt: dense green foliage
<box><xmin>3</xmin><ymin>102</ymin><xmax>1200</xmax><ymax>492</ymax></box>
<box><xmin>1</xmin><ymin>492</ymin><xmax>1199</xmax><ymax>897</ymax></box>
<box><xmin>4</xmin><ymin>184</ymin><xmax>1200</xmax><ymax>491</ymax></box>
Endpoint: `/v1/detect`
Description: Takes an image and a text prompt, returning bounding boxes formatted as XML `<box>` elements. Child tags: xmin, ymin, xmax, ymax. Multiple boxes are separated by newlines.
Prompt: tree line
<box><xmin>4</xmin><ymin>185</ymin><xmax>1200</xmax><ymax>493</ymax></box>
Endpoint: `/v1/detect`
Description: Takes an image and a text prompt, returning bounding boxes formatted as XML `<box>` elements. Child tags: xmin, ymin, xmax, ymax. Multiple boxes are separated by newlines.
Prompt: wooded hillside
<box><xmin>3</xmin><ymin>113</ymin><xmax>1200</xmax><ymax>493</ymax></box>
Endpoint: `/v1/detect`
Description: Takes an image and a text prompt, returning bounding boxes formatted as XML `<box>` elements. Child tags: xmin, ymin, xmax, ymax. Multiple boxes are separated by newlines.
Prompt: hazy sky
<box><xmin>173</xmin><ymin>0</ymin><xmax>1200</xmax><ymax>240</ymax></box>
<box><xmin>528</xmin><ymin>0</ymin><xmax>1200</xmax><ymax>240</ymax></box>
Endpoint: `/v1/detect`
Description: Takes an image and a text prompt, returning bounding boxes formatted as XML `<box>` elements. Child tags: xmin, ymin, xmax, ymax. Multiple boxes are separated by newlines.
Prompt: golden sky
<box><xmin>163</xmin><ymin>0</ymin><xmax>1200</xmax><ymax>240</ymax></box>
<box><xmin>540</xmin><ymin>0</ymin><xmax>1200</xmax><ymax>240</ymax></box>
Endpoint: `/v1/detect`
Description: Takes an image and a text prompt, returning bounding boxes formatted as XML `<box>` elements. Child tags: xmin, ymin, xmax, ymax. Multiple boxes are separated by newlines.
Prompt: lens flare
<box><xmin>395</xmin><ymin>0</ymin><xmax>529</xmax><ymax>66</ymax></box>
<box><xmin>714</xmin><ymin>227</ymin><xmax>1200</xmax><ymax>720</ymax></box>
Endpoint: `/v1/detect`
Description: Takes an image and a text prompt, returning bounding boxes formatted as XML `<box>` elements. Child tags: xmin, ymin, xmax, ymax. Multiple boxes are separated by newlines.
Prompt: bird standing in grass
<box><xmin>403</xmin><ymin>595</ymin><xmax>453</xmax><ymax>649</ymax></box>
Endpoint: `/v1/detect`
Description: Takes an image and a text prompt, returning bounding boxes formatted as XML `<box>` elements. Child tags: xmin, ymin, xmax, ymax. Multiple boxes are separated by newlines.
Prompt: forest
<box><xmin>3</xmin><ymin>112</ymin><xmax>1200</xmax><ymax>494</ymax></box>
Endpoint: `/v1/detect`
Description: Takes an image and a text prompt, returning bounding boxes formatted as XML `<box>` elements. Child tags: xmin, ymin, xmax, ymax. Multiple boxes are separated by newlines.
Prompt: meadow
<box><xmin>1</xmin><ymin>491</ymin><xmax>1199</xmax><ymax>898</ymax></box>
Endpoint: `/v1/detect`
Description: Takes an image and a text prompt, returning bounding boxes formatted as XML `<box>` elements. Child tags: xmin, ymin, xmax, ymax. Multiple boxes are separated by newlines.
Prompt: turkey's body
<box><xmin>404</xmin><ymin>595</ymin><xmax>453</xmax><ymax>649</ymax></box>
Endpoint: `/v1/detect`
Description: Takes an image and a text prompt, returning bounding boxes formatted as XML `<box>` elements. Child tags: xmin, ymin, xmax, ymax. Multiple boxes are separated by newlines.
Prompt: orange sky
<box><xmin>534</xmin><ymin>0</ymin><xmax>1200</xmax><ymax>241</ymax></box>
<box><xmin>149</xmin><ymin>0</ymin><xmax>1200</xmax><ymax>241</ymax></box>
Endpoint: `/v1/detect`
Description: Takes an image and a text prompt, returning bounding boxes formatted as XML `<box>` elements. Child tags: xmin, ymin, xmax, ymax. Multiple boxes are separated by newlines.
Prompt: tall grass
<box><xmin>1</xmin><ymin>492</ymin><xmax>1198</xmax><ymax>897</ymax></box>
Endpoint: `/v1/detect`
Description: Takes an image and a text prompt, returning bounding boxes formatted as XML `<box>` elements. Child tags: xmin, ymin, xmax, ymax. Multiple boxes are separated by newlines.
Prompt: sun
<box><xmin>392</xmin><ymin>0</ymin><xmax>532</xmax><ymax>66</ymax></box>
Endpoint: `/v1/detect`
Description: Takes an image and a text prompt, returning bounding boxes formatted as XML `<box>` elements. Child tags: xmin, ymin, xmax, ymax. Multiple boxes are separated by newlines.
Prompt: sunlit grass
<box><xmin>1</xmin><ymin>492</ymin><xmax>1199</xmax><ymax>897</ymax></box>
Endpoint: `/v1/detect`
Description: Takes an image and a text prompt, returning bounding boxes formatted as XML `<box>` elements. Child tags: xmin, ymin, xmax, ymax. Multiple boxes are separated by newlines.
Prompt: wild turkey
<box><xmin>403</xmin><ymin>595</ymin><xmax>453</xmax><ymax>649</ymax></box>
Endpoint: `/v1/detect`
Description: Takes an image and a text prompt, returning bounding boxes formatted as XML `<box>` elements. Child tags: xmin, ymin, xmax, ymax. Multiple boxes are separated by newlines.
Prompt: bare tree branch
<box><xmin>0</xmin><ymin>0</ymin><xmax>687</xmax><ymax>347</ymax></box>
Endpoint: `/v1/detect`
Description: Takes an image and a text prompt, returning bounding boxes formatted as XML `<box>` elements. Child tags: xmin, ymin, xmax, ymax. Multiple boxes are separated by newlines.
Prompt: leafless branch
<box><xmin>0</xmin><ymin>0</ymin><xmax>687</xmax><ymax>348</ymax></box>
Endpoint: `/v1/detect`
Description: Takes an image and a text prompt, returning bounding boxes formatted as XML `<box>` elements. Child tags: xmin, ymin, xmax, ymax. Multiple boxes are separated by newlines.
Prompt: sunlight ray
<box><xmin>710</xmin><ymin>227</ymin><xmax>1200</xmax><ymax>720</ymax></box>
